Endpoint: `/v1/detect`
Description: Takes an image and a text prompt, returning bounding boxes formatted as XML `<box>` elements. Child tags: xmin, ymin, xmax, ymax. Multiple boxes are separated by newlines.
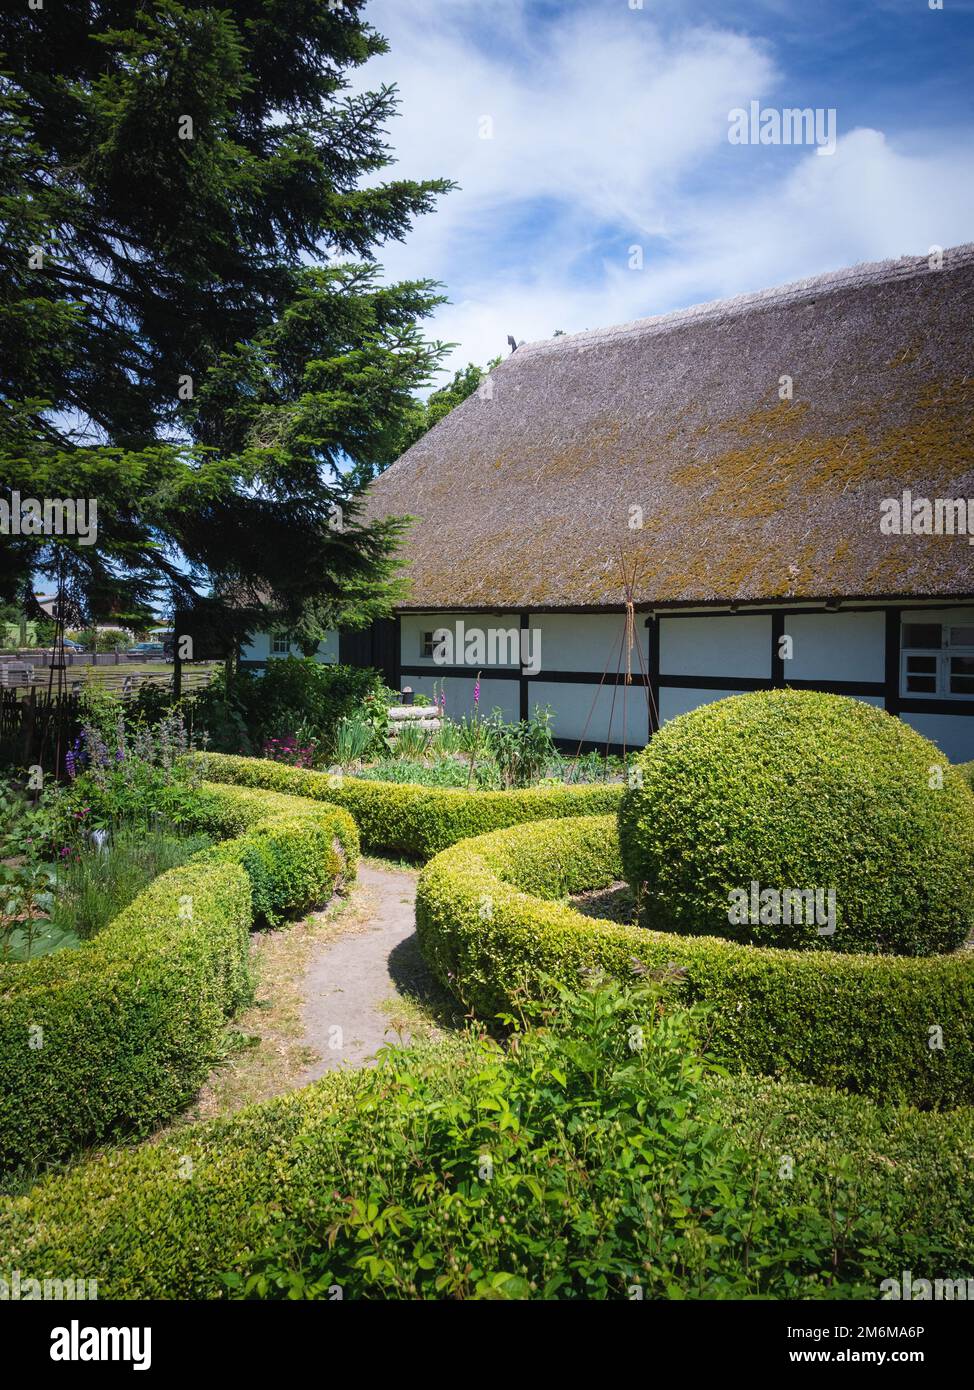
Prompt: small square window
<box><xmin>421</xmin><ymin>631</ymin><xmax>435</xmax><ymax>659</ymax></box>
<box><xmin>271</xmin><ymin>633</ymin><xmax>291</xmax><ymax>655</ymax></box>
<box><xmin>905</xmin><ymin>654</ymin><xmax>937</xmax><ymax>693</ymax></box>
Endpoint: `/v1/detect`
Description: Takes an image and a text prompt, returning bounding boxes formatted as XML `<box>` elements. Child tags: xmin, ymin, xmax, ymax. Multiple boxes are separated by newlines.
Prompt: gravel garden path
<box><xmin>295</xmin><ymin>862</ymin><xmax>438</xmax><ymax>1078</ymax></box>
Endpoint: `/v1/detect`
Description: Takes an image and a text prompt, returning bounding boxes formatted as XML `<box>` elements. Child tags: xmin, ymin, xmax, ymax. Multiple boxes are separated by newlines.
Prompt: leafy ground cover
<box><xmin>3</xmin><ymin>977</ymin><xmax>972</xmax><ymax>1300</ymax></box>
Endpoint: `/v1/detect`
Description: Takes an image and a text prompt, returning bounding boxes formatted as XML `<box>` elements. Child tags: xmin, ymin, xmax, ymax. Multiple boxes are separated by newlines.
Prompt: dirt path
<box><xmin>296</xmin><ymin>862</ymin><xmax>435</xmax><ymax>1078</ymax></box>
<box><xmin>166</xmin><ymin>860</ymin><xmax>450</xmax><ymax>1130</ymax></box>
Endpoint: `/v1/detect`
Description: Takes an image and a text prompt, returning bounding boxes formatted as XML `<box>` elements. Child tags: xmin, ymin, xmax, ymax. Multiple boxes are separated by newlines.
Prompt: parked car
<box><xmin>61</xmin><ymin>639</ymin><xmax>87</xmax><ymax>653</ymax></box>
<box><xmin>126</xmin><ymin>641</ymin><xmax>166</xmax><ymax>659</ymax></box>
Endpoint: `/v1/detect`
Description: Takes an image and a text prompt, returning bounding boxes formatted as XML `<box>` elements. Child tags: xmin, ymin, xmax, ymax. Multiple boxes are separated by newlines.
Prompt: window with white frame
<box><xmin>271</xmin><ymin>632</ymin><xmax>291</xmax><ymax>656</ymax></box>
<box><xmin>901</xmin><ymin>620</ymin><xmax>974</xmax><ymax>699</ymax></box>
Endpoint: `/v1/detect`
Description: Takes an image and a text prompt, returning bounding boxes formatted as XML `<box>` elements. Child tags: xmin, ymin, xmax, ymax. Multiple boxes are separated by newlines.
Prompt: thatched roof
<box><xmin>367</xmin><ymin>245</ymin><xmax>974</xmax><ymax>610</ymax></box>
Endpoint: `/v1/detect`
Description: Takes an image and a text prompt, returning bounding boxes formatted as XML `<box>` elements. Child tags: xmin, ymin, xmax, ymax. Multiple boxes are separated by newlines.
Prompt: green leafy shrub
<box><xmin>195</xmin><ymin>659</ymin><xmax>381</xmax><ymax>757</ymax></box>
<box><xmin>0</xmin><ymin>860</ymin><xmax>63</xmax><ymax>963</ymax></box>
<box><xmin>3</xmin><ymin>979</ymin><xmax>973</xmax><ymax>1300</ymax></box>
<box><xmin>60</xmin><ymin>704</ymin><xmax>203</xmax><ymax>830</ymax></box>
<box><xmin>0</xmin><ymin>783</ymin><xmax>358</xmax><ymax>1172</ymax></box>
<box><xmin>0</xmin><ymin>774</ymin><xmax>60</xmax><ymax>859</ymax></box>
<box><xmin>483</xmin><ymin>705</ymin><xmax>555</xmax><ymax>788</ymax></box>
<box><xmin>184</xmin><ymin>752</ymin><xmax>624</xmax><ymax>860</ymax></box>
<box><xmin>619</xmin><ymin>690</ymin><xmax>974</xmax><ymax>955</ymax></box>
<box><xmin>414</xmin><ymin>813</ymin><xmax>974</xmax><ymax>1107</ymax></box>
<box><xmin>0</xmin><ymin>858</ymin><xmax>252</xmax><ymax>1174</ymax></box>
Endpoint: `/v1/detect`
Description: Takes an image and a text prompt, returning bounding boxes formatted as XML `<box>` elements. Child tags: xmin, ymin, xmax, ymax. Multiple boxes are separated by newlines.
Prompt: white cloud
<box><xmin>682</xmin><ymin>127</ymin><xmax>974</xmax><ymax>298</ymax></box>
<box><xmin>355</xmin><ymin>1</ymin><xmax>974</xmax><ymax>376</ymax></box>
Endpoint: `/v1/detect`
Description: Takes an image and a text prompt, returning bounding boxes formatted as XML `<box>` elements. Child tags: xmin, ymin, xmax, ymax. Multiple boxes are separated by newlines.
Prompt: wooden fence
<box><xmin>0</xmin><ymin>666</ymin><xmax>216</xmax><ymax>775</ymax></box>
<box><xmin>0</xmin><ymin>663</ymin><xmax>217</xmax><ymax>696</ymax></box>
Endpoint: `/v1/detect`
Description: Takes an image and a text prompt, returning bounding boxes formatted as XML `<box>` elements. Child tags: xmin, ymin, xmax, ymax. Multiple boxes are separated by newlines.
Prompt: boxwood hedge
<box><xmin>0</xmin><ymin>784</ymin><xmax>358</xmax><ymax>1173</ymax></box>
<box><xmin>415</xmin><ymin>814</ymin><xmax>974</xmax><ymax>1107</ymax></box>
<box><xmin>180</xmin><ymin>782</ymin><xmax>358</xmax><ymax>926</ymax></box>
<box><xmin>619</xmin><ymin>690</ymin><xmax>974</xmax><ymax>955</ymax></box>
<box><xmin>183</xmin><ymin>751</ymin><xmax>624</xmax><ymax>859</ymax></box>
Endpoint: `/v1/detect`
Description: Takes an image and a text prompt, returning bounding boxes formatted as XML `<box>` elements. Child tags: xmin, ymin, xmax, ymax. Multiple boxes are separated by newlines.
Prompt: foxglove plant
<box><xmin>466</xmin><ymin>671</ymin><xmax>483</xmax><ymax>791</ymax></box>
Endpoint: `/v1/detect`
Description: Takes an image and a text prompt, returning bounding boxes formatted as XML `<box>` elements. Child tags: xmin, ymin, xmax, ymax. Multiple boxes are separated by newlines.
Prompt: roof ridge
<box><xmin>513</xmin><ymin>242</ymin><xmax>974</xmax><ymax>359</ymax></box>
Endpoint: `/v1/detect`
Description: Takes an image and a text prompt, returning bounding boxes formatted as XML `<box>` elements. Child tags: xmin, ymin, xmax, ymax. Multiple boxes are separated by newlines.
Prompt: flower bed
<box><xmin>415</xmin><ymin>814</ymin><xmax>974</xmax><ymax>1108</ymax></box>
<box><xmin>0</xmin><ymin>783</ymin><xmax>358</xmax><ymax>1173</ymax></box>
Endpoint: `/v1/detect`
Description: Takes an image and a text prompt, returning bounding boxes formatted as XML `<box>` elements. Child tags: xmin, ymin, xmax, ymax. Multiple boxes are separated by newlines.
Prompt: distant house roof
<box><xmin>365</xmin><ymin>244</ymin><xmax>974</xmax><ymax>610</ymax></box>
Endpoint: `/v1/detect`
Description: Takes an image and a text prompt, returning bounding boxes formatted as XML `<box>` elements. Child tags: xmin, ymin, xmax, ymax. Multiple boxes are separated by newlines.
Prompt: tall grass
<box><xmin>388</xmin><ymin>722</ymin><xmax>429</xmax><ymax>760</ymax></box>
<box><xmin>332</xmin><ymin>714</ymin><xmax>374</xmax><ymax>768</ymax></box>
<box><xmin>50</xmin><ymin>823</ymin><xmax>213</xmax><ymax>942</ymax></box>
<box><xmin>430</xmin><ymin>720</ymin><xmax>462</xmax><ymax>755</ymax></box>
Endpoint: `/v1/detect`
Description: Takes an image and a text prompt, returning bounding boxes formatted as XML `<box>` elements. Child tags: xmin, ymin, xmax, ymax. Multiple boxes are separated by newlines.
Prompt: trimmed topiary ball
<box><xmin>618</xmin><ymin>690</ymin><xmax>974</xmax><ymax>955</ymax></box>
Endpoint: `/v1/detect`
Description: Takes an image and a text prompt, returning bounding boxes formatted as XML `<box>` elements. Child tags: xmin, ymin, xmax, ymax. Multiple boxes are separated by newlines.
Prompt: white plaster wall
<box><xmin>661</xmin><ymin>686</ymin><xmax>886</xmax><ymax>724</ymax></box>
<box><xmin>659</xmin><ymin>687</ymin><xmax>751</xmax><ymax>722</ymax></box>
<box><xmin>659</xmin><ymin>615</ymin><xmax>771</xmax><ymax>679</ymax></box>
<box><xmin>782</xmin><ymin>612</ymin><xmax>885</xmax><ymax>681</ymax></box>
<box><xmin>400</xmin><ymin>612</ymin><xmax>522</xmax><ymax>670</ymax></box>
<box><xmin>403</xmin><ymin>613</ymin><xmax>649</xmax><ymax>679</ymax></box>
<box><xmin>241</xmin><ymin>631</ymin><xmax>270</xmax><ymax>662</ymax></box>
<box><xmin>900</xmin><ymin>712</ymin><xmax>974</xmax><ymax>763</ymax></box>
<box><xmin>314</xmin><ymin>632</ymin><xmax>338</xmax><ymax>663</ymax></box>
<box><xmin>525</xmin><ymin>613</ymin><xmax>647</xmax><ymax>675</ymax></box>
<box><xmin>529</xmin><ymin>680</ymin><xmax>649</xmax><ymax>745</ymax></box>
<box><xmin>901</xmin><ymin>606</ymin><xmax>974</xmax><ymax>628</ymax></box>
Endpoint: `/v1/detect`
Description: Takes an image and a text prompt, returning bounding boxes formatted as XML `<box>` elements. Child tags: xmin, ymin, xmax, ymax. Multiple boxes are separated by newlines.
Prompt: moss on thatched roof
<box><xmin>366</xmin><ymin>245</ymin><xmax>974</xmax><ymax>608</ymax></box>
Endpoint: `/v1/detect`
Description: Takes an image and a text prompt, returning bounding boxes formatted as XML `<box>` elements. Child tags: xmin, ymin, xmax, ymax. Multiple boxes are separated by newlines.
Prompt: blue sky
<box><xmin>360</xmin><ymin>0</ymin><xmax>974</xmax><ymax>377</ymax></box>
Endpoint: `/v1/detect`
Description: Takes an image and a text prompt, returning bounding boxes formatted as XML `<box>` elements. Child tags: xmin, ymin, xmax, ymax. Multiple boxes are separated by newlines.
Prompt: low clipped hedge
<box><xmin>415</xmin><ymin>814</ymin><xmax>974</xmax><ymax>1107</ymax></box>
<box><xmin>180</xmin><ymin>782</ymin><xmax>358</xmax><ymax>926</ymax></box>
<box><xmin>0</xmin><ymin>784</ymin><xmax>358</xmax><ymax>1173</ymax></box>
<box><xmin>1</xmin><ymin>1032</ymin><xmax>972</xmax><ymax>1300</ymax></box>
<box><xmin>619</xmin><ymin>691</ymin><xmax>974</xmax><ymax>955</ymax></box>
<box><xmin>184</xmin><ymin>751</ymin><xmax>624</xmax><ymax>859</ymax></box>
